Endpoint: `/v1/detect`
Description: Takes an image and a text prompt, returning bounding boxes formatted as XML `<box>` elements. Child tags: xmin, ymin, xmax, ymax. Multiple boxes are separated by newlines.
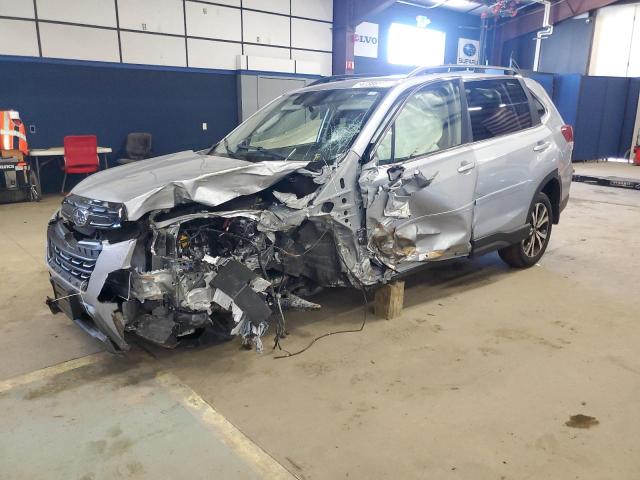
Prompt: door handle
<box><xmin>457</xmin><ymin>161</ymin><xmax>475</xmax><ymax>173</ymax></box>
<box><xmin>533</xmin><ymin>142</ymin><xmax>551</xmax><ymax>152</ymax></box>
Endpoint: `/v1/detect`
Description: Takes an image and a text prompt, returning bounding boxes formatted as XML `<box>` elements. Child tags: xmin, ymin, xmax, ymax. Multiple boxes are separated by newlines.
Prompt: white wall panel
<box><xmin>118</xmin><ymin>0</ymin><xmax>184</xmax><ymax>35</ymax></box>
<box><xmin>40</xmin><ymin>23</ymin><xmax>120</xmax><ymax>62</ymax></box>
<box><xmin>37</xmin><ymin>0</ymin><xmax>117</xmax><ymax>27</ymax></box>
<box><xmin>243</xmin><ymin>44</ymin><xmax>290</xmax><ymax>59</ymax></box>
<box><xmin>121</xmin><ymin>31</ymin><xmax>186</xmax><ymax>66</ymax></box>
<box><xmin>291</xmin><ymin>18</ymin><xmax>332</xmax><ymax>51</ymax></box>
<box><xmin>292</xmin><ymin>49</ymin><xmax>331</xmax><ymax>76</ymax></box>
<box><xmin>295</xmin><ymin>59</ymin><xmax>321</xmax><ymax>75</ymax></box>
<box><xmin>0</xmin><ymin>0</ymin><xmax>35</xmax><ymax>18</ymax></box>
<box><xmin>242</xmin><ymin>10</ymin><xmax>289</xmax><ymax>46</ymax></box>
<box><xmin>186</xmin><ymin>2</ymin><xmax>240</xmax><ymax>41</ymax></box>
<box><xmin>204</xmin><ymin>0</ymin><xmax>239</xmax><ymax>5</ymax></box>
<box><xmin>187</xmin><ymin>38</ymin><xmax>241</xmax><ymax>69</ymax></box>
<box><xmin>0</xmin><ymin>19</ymin><xmax>39</xmax><ymax>57</ymax></box>
<box><xmin>243</xmin><ymin>0</ymin><xmax>289</xmax><ymax>15</ymax></box>
<box><xmin>244</xmin><ymin>55</ymin><xmax>294</xmax><ymax>73</ymax></box>
<box><xmin>627</xmin><ymin>5</ymin><xmax>640</xmax><ymax>77</ymax></box>
<box><xmin>590</xmin><ymin>4</ymin><xmax>635</xmax><ymax>77</ymax></box>
<box><xmin>292</xmin><ymin>0</ymin><xmax>332</xmax><ymax>21</ymax></box>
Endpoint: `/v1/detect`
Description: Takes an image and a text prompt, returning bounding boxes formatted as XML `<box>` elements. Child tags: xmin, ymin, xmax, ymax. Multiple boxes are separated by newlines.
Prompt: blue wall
<box><xmin>501</xmin><ymin>18</ymin><xmax>593</xmax><ymax>75</ymax></box>
<box><xmin>0</xmin><ymin>57</ymin><xmax>238</xmax><ymax>192</ymax></box>
<box><xmin>551</xmin><ymin>74</ymin><xmax>638</xmax><ymax>161</ymax></box>
<box><xmin>354</xmin><ymin>4</ymin><xmax>481</xmax><ymax>75</ymax></box>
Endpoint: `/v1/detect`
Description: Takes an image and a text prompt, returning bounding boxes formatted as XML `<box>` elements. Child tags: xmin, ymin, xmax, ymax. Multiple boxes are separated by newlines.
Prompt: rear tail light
<box><xmin>561</xmin><ymin>125</ymin><xmax>574</xmax><ymax>143</ymax></box>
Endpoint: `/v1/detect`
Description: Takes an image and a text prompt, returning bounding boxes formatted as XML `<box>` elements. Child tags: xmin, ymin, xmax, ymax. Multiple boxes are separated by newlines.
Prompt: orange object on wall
<box><xmin>1</xmin><ymin>110</ymin><xmax>29</xmax><ymax>155</ymax></box>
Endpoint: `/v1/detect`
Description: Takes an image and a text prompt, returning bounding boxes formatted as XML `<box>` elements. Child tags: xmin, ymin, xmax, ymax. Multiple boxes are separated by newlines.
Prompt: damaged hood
<box><xmin>71</xmin><ymin>150</ymin><xmax>310</xmax><ymax>220</ymax></box>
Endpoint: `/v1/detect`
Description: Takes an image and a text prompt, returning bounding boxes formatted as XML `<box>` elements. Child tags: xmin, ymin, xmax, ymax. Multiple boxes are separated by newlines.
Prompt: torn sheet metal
<box><xmin>72</xmin><ymin>151</ymin><xmax>310</xmax><ymax>220</ymax></box>
<box><xmin>273</xmin><ymin>191</ymin><xmax>315</xmax><ymax>209</ymax></box>
<box><xmin>211</xmin><ymin>259</ymin><xmax>273</xmax><ymax>352</ymax></box>
<box><xmin>384</xmin><ymin>191</ymin><xmax>411</xmax><ymax>218</ymax></box>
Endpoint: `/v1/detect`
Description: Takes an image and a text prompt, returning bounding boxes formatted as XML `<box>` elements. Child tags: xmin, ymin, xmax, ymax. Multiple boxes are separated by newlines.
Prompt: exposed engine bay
<box><xmin>46</xmin><ymin>155</ymin><xmax>390</xmax><ymax>353</ymax></box>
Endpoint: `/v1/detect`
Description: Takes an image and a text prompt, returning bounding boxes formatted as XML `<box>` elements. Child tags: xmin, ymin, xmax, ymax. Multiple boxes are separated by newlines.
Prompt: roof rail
<box><xmin>308</xmin><ymin>73</ymin><xmax>387</xmax><ymax>86</ymax></box>
<box><xmin>407</xmin><ymin>64</ymin><xmax>520</xmax><ymax>78</ymax></box>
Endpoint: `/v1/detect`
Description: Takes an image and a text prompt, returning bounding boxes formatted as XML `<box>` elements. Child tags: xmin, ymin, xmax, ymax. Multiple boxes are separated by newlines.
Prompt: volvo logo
<box><xmin>73</xmin><ymin>208</ymin><xmax>89</xmax><ymax>226</ymax></box>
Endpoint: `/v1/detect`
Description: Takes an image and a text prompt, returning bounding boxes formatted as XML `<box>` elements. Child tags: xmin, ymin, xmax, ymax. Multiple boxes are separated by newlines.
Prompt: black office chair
<box><xmin>116</xmin><ymin>133</ymin><xmax>152</xmax><ymax>165</ymax></box>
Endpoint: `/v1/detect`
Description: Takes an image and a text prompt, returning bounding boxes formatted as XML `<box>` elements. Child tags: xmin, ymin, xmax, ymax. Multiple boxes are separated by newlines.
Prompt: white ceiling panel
<box><xmin>40</xmin><ymin>23</ymin><xmax>120</xmax><ymax>62</ymax></box>
<box><xmin>118</xmin><ymin>0</ymin><xmax>185</xmax><ymax>35</ymax></box>
<box><xmin>292</xmin><ymin>0</ymin><xmax>332</xmax><ymax>21</ymax></box>
<box><xmin>37</xmin><ymin>0</ymin><xmax>117</xmax><ymax>27</ymax></box>
<box><xmin>0</xmin><ymin>19</ymin><xmax>39</xmax><ymax>56</ymax></box>
<box><xmin>0</xmin><ymin>0</ymin><xmax>35</xmax><ymax>18</ymax></box>
<box><xmin>243</xmin><ymin>0</ymin><xmax>289</xmax><ymax>15</ymax></box>
<box><xmin>186</xmin><ymin>2</ymin><xmax>241</xmax><ymax>41</ymax></box>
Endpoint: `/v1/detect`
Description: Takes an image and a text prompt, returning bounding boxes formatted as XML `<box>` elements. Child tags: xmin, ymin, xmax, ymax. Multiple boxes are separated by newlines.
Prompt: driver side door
<box><xmin>361</xmin><ymin>80</ymin><xmax>478</xmax><ymax>271</ymax></box>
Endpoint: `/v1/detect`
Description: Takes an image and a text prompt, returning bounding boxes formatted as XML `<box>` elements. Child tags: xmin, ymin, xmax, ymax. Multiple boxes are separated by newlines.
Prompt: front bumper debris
<box><xmin>46</xmin><ymin>219</ymin><xmax>137</xmax><ymax>352</ymax></box>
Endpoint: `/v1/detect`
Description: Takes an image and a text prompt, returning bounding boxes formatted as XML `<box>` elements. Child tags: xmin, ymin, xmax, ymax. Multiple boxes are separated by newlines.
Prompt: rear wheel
<box><xmin>499</xmin><ymin>192</ymin><xmax>552</xmax><ymax>268</ymax></box>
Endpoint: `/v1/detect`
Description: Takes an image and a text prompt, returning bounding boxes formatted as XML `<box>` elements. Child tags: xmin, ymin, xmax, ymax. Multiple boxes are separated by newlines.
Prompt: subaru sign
<box><xmin>457</xmin><ymin>38</ymin><xmax>480</xmax><ymax>65</ymax></box>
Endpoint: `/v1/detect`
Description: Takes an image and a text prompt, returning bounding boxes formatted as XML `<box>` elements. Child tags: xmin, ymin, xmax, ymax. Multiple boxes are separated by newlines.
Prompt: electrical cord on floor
<box><xmin>273</xmin><ymin>286</ymin><xmax>368</xmax><ymax>359</ymax></box>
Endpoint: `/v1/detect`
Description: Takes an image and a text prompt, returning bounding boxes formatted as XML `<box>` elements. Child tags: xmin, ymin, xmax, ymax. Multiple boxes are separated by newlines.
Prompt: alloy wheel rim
<box><xmin>522</xmin><ymin>202</ymin><xmax>549</xmax><ymax>258</ymax></box>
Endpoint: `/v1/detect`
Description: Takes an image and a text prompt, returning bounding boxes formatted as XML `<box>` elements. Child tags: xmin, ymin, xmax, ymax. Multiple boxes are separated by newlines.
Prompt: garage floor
<box><xmin>1</xmin><ymin>166</ymin><xmax>640</xmax><ymax>479</ymax></box>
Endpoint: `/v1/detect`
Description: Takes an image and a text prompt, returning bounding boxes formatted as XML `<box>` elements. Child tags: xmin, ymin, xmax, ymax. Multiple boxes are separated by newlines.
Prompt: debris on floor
<box><xmin>565</xmin><ymin>414</ymin><xmax>599</xmax><ymax>429</ymax></box>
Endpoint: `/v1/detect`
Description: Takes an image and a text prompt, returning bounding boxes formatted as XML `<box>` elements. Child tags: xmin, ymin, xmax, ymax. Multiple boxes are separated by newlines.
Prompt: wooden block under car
<box><xmin>374</xmin><ymin>281</ymin><xmax>405</xmax><ymax>319</ymax></box>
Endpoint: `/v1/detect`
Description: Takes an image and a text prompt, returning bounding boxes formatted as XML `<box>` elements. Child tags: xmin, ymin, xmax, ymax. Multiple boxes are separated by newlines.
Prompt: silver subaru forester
<box><xmin>46</xmin><ymin>65</ymin><xmax>573</xmax><ymax>352</ymax></box>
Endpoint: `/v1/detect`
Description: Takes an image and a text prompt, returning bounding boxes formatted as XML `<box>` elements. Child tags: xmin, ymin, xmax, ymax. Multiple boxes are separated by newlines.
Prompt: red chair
<box><xmin>62</xmin><ymin>135</ymin><xmax>99</xmax><ymax>193</ymax></box>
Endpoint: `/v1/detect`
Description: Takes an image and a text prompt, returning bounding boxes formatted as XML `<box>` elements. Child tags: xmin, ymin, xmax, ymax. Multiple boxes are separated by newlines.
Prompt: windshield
<box><xmin>212</xmin><ymin>88</ymin><xmax>384</xmax><ymax>164</ymax></box>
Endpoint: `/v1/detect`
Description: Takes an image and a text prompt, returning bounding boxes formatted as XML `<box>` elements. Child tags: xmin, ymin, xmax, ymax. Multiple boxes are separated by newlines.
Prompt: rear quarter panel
<box><xmin>525</xmin><ymin>78</ymin><xmax>573</xmax><ymax>209</ymax></box>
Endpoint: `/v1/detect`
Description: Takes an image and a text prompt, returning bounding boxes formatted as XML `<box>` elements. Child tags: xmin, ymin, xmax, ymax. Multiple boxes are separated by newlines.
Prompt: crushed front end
<box><xmin>46</xmin><ymin>157</ymin><xmax>379</xmax><ymax>353</ymax></box>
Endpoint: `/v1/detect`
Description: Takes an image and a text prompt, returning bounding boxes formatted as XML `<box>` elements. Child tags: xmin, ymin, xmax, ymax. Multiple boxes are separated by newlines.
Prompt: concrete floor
<box><xmin>1</xmin><ymin>163</ymin><xmax>640</xmax><ymax>479</ymax></box>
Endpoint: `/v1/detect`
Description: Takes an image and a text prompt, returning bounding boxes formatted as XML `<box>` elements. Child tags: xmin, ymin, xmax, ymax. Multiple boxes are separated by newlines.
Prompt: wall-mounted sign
<box><xmin>354</xmin><ymin>22</ymin><xmax>379</xmax><ymax>58</ymax></box>
<box><xmin>457</xmin><ymin>38</ymin><xmax>480</xmax><ymax>65</ymax></box>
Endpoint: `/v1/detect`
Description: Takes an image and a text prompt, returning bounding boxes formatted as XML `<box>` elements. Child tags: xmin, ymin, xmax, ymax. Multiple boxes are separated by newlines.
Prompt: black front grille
<box><xmin>47</xmin><ymin>221</ymin><xmax>102</xmax><ymax>289</ymax></box>
<box><xmin>61</xmin><ymin>194</ymin><xmax>125</xmax><ymax>229</ymax></box>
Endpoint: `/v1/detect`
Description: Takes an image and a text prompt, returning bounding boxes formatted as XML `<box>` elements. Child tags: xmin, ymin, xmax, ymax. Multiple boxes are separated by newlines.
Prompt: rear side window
<box><xmin>465</xmin><ymin>79</ymin><xmax>533</xmax><ymax>141</ymax></box>
<box><xmin>532</xmin><ymin>94</ymin><xmax>547</xmax><ymax>119</ymax></box>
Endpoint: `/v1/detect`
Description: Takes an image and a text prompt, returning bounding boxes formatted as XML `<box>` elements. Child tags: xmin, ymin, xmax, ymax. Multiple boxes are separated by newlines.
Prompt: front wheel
<box><xmin>498</xmin><ymin>192</ymin><xmax>552</xmax><ymax>268</ymax></box>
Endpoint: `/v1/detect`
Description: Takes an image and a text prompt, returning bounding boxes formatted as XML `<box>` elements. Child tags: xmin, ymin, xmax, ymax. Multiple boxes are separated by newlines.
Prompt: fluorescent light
<box><xmin>388</xmin><ymin>23</ymin><xmax>446</xmax><ymax>67</ymax></box>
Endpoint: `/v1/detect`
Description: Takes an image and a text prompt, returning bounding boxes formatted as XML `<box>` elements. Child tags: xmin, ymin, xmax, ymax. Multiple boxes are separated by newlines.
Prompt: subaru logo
<box><xmin>463</xmin><ymin>43</ymin><xmax>477</xmax><ymax>57</ymax></box>
<box><xmin>73</xmin><ymin>208</ymin><xmax>89</xmax><ymax>226</ymax></box>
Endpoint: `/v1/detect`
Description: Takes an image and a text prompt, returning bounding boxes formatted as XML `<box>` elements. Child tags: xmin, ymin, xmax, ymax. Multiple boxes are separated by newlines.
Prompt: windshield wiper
<box><xmin>235</xmin><ymin>144</ymin><xmax>288</xmax><ymax>160</ymax></box>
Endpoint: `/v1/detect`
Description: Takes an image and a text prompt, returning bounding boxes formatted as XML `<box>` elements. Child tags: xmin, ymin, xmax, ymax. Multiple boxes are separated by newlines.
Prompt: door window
<box><xmin>465</xmin><ymin>79</ymin><xmax>533</xmax><ymax>141</ymax></box>
<box><xmin>374</xmin><ymin>81</ymin><xmax>463</xmax><ymax>165</ymax></box>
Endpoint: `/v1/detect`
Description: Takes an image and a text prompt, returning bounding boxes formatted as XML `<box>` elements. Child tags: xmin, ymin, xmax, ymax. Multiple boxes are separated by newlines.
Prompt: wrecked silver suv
<box><xmin>46</xmin><ymin>66</ymin><xmax>573</xmax><ymax>353</ymax></box>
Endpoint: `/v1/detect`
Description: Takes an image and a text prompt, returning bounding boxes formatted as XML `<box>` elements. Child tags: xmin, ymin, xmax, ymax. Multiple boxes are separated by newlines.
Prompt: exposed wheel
<box><xmin>499</xmin><ymin>192</ymin><xmax>552</xmax><ymax>268</ymax></box>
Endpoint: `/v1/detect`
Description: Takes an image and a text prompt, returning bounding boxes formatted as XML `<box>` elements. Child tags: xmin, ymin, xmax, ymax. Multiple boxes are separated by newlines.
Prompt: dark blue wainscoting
<box><xmin>0</xmin><ymin>57</ymin><xmax>238</xmax><ymax>193</ymax></box>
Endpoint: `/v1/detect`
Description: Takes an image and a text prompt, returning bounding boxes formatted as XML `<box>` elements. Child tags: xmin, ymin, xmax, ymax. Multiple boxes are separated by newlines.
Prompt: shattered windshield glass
<box><xmin>212</xmin><ymin>88</ymin><xmax>384</xmax><ymax>164</ymax></box>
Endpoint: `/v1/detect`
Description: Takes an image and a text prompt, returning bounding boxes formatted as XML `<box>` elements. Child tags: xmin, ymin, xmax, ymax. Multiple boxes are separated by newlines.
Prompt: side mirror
<box><xmin>387</xmin><ymin>165</ymin><xmax>405</xmax><ymax>182</ymax></box>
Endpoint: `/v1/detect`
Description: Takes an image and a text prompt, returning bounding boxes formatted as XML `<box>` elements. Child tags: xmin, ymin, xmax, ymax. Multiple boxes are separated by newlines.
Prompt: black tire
<box><xmin>499</xmin><ymin>192</ymin><xmax>553</xmax><ymax>268</ymax></box>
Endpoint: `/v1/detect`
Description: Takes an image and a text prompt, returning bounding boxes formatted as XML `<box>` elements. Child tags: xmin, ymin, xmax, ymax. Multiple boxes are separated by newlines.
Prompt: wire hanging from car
<box><xmin>274</xmin><ymin>221</ymin><xmax>370</xmax><ymax>359</ymax></box>
<box><xmin>273</xmin><ymin>286</ymin><xmax>368</xmax><ymax>359</ymax></box>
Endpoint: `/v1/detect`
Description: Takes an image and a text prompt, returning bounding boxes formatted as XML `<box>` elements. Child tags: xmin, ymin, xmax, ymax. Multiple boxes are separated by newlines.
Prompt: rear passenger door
<box><xmin>362</xmin><ymin>80</ymin><xmax>478</xmax><ymax>270</ymax></box>
<box><xmin>465</xmin><ymin>78</ymin><xmax>549</xmax><ymax>240</ymax></box>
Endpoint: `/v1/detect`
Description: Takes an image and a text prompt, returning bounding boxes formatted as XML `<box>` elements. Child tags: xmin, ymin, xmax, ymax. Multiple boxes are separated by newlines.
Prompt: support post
<box><xmin>374</xmin><ymin>281</ymin><xmax>405</xmax><ymax>319</ymax></box>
